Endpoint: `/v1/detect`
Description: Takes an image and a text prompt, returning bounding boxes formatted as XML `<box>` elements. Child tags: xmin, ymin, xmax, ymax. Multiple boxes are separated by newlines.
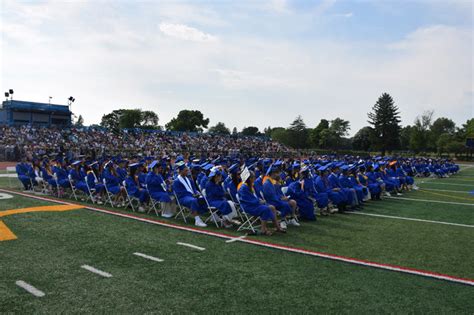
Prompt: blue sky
<box><xmin>1</xmin><ymin>0</ymin><xmax>472</xmax><ymax>135</ymax></box>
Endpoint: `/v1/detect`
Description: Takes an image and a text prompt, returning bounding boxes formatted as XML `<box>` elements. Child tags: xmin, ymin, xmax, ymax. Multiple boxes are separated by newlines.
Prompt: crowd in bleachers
<box><xmin>0</xmin><ymin>125</ymin><xmax>293</xmax><ymax>161</ymax></box>
<box><xmin>14</xmin><ymin>146</ymin><xmax>459</xmax><ymax>235</ymax></box>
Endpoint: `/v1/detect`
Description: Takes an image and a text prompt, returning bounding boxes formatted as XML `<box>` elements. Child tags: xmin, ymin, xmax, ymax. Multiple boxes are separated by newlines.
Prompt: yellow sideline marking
<box><xmin>0</xmin><ymin>204</ymin><xmax>83</xmax><ymax>241</ymax></box>
<box><xmin>0</xmin><ymin>221</ymin><xmax>17</xmax><ymax>241</ymax></box>
<box><xmin>0</xmin><ymin>204</ymin><xmax>83</xmax><ymax>218</ymax></box>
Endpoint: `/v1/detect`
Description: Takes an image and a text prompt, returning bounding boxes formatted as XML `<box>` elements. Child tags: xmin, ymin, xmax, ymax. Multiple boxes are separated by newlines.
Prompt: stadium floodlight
<box><xmin>4</xmin><ymin>92</ymin><xmax>9</xmax><ymax>97</ymax></box>
<box><xmin>68</xmin><ymin>96</ymin><xmax>75</xmax><ymax>106</ymax></box>
<box><xmin>9</xmin><ymin>89</ymin><xmax>13</xmax><ymax>94</ymax></box>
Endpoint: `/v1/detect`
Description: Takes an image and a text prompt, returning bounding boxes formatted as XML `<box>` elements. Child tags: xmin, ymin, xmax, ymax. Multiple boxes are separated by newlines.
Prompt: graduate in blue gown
<box><xmin>172</xmin><ymin>162</ymin><xmax>208</xmax><ymax>227</ymax></box>
<box><xmin>16</xmin><ymin>158</ymin><xmax>34</xmax><ymax>190</ymax></box>
<box><xmin>286</xmin><ymin>166</ymin><xmax>316</xmax><ymax>221</ymax></box>
<box><xmin>124</xmin><ymin>163</ymin><xmax>149</xmax><ymax>212</ymax></box>
<box><xmin>145</xmin><ymin>160</ymin><xmax>176</xmax><ymax>218</ymax></box>
<box><xmin>315</xmin><ymin>165</ymin><xmax>347</xmax><ymax>213</ymax></box>
<box><xmin>205</xmin><ymin>168</ymin><xmax>238</xmax><ymax>227</ymax></box>
<box><xmin>237</xmin><ymin>170</ymin><xmax>285</xmax><ymax>235</ymax></box>
<box><xmin>69</xmin><ymin>160</ymin><xmax>88</xmax><ymax>194</ymax></box>
<box><xmin>262</xmin><ymin>165</ymin><xmax>300</xmax><ymax>228</ymax></box>
<box><xmin>223</xmin><ymin>163</ymin><xmax>240</xmax><ymax>202</ymax></box>
<box><xmin>103</xmin><ymin>161</ymin><xmax>126</xmax><ymax>205</ymax></box>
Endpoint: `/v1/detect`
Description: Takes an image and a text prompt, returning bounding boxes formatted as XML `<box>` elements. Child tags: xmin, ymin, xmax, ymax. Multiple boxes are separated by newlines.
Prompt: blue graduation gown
<box><xmin>237</xmin><ymin>183</ymin><xmax>274</xmax><ymax>221</ymax></box>
<box><xmin>287</xmin><ymin>181</ymin><xmax>315</xmax><ymax>220</ymax></box>
<box><xmin>172</xmin><ymin>176</ymin><xmax>207</xmax><ymax>214</ymax></box>
<box><xmin>145</xmin><ymin>171</ymin><xmax>172</xmax><ymax>202</ymax></box>
<box><xmin>262</xmin><ymin>178</ymin><xmax>292</xmax><ymax>217</ymax></box>
<box><xmin>205</xmin><ymin>181</ymin><xmax>232</xmax><ymax>215</ymax></box>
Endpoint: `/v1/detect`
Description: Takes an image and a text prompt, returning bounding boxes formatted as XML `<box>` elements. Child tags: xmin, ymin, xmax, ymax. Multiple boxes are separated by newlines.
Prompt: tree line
<box><xmin>92</xmin><ymin>93</ymin><xmax>473</xmax><ymax>156</ymax></box>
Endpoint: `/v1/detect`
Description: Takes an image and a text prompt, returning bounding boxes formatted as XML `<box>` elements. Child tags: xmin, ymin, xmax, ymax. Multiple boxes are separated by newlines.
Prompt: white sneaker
<box><xmin>385</xmin><ymin>192</ymin><xmax>392</xmax><ymax>197</ymax></box>
<box><xmin>161</xmin><ymin>212</ymin><xmax>174</xmax><ymax>218</ymax></box>
<box><xmin>288</xmin><ymin>218</ymin><xmax>300</xmax><ymax>227</ymax></box>
<box><xmin>329</xmin><ymin>207</ymin><xmax>338</xmax><ymax>214</ymax></box>
<box><xmin>195</xmin><ymin>216</ymin><xmax>207</xmax><ymax>227</ymax></box>
<box><xmin>280</xmin><ymin>221</ymin><xmax>287</xmax><ymax>230</ymax></box>
<box><xmin>138</xmin><ymin>206</ymin><xmax>145</xmax><ymax>212</ymax></box>
<box><xmin>396</xmin><ymin>193</ymin><xmax>403</xmax><ymax>196</ymax></box>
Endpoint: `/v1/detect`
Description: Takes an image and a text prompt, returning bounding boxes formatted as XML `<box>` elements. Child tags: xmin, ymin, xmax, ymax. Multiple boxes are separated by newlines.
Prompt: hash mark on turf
<box><xmin>133</xmin><ymin>252</ymin><xmax>164</xmax><ymax>262</ymax></box>
<box><xmin>15</xmin><ymin>280</ymin><xmax>45</xmax><ymax>297</ymax></box>
<box><xmin>226</xmin><ymin>234</ymin><xmax>247</xmax><ymax>243</ymax></box>
<box><xmin>177</xmin><ymin>242</ymin><xmax>205</xmax><ymax>251</ymax></box>
<box><xmin>81</xmin><ymin>265</ymin><xmax>112</xmax><ymax>278</ymax></box>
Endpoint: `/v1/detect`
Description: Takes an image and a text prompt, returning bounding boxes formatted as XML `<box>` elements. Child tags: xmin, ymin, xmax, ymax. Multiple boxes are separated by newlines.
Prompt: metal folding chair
<box><xmin>173</xmin><ymin>190</ymin><xmax>189</xmax><ymax>223</ymax></box>
<box><xmin>122</xmin><ymin>180</ymin><xmax>139</xmax><ymax>212</ymax></box>
<box><xmin>145</xmin><ymin>184</ymin><xmax>161</xmax><ymax>216</ymax></box>
<box><xmin>85</xmin><ymin>176</ymin><xmax>96</xmax><ymax>204</ymax></box>
<box><xmin>68</xmin><ymin>174</ymin><xmax>79</xmax><ymax>200</ymax></box>
<box><xmin>102</xmin><ymin>178</ymin><xmax>115</xmax><ymax>207</ymax></box>
<box><xmin>235</xmin><ymin>195</ymin><xmax>260</xmax><ymax>233</ymax></box>
<box><xmin>201</xmin><ymin>189</ymin><xmax>220</xmax><ymax>228</ymax></box>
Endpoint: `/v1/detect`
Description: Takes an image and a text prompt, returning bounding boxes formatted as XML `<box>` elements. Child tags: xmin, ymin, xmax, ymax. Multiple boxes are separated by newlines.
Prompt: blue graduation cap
<box><xmin>317</xmin><ymin>165</ymin><xmax>328</xmax><ymax>172</ymax></box>
<box><xmin>300</xmin><ymin>165</ymin><xmax>310</xmax><ymax>173</ymax></box>
<box><xmin>71</xmin><ymin>160</ymin><xmax>82</xmax><ymax>166</ymax></box>
<box><xmin>203</xmin><ymin>164</ymin><xmax>214</xmax><ymax>171</ymax></box>
<box><xmin>265</xmin><ymin>163</ymin><xmax>279</xmax><ymax>176</ymax></box>
<box><xmin>191</xmin><ymin>164</ymin><xmax>201</xmax><ymax>171</ymax></box>
<box><xmin>340</xmin><ymin>165</ymin><xmax>349</xmax><ymax>171</ymax></box>
<box><xmin>228</xmin><ymin>163</ymin><xmax>239</xmax><ymax>174</ymax></box>
<box><xmin>176</xmin><ymin>161</ymin><xmax>186</xmax><ymax>171</ymax></box>
<box><xmin>129</xmin><ymin>162</ymin><xmax>140</xmax><ymax>171</ymax></box>
<box><xmin>149</xmin><ymin>160</ymin><xmax>159</xmax><ymax>170</ymax></box>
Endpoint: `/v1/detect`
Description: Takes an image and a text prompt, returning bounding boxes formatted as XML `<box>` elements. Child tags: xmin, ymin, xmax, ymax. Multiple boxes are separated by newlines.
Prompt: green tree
<box><xmin>241</xmin><ymin>126</ymin><xmax>260</xmax><ymax>136</ymax></box>
<box><xmin>208</xmin><ymin>122</ymin><xmax>230</xmax><ymax>135</ymax></box>
<box><xmin>100</xmin><ymin>109</ymin><xmax>160</xmax><ymax>131</ymax></box>
<box><xmin>165</xmin><ymin>110</ymin><xmax>209</xmax><ymax>132</ymax></box>
<box><xmin>329</xmin><ymin>118</ymin><xmax>350</xmax><ymax>137</ymax></box>
<box><xmin>74</xmin><ymin>115</ymin><xmax>84</xmax><ymax>127</ymax></box>
<box><xmin>352</xmin><ymin>126</ymin><xmax>374</xmax><ymax>151</ymax></box>
<box><xmin>232</xmin><ymin>127</ymin><xmax>238</xmax><ymax>135</ymax></box>
<box><xmin>263</xmin><ymin>126</ymin><xmax>272</xmax><ymax>136</ymax></box>
<box><xmin>400</xmin><ymin>125</ymin><xmax>413</xmax><ymax>150</ymax></box>
<box><xmin>270</xmin><ymin>127</ymin><xmax>290</xmax><ymax>145</ymax></box>
<box><xmin>309</xmin><ymin>119</ymin><xmax>329</xmax><ymax>148</ymax></box>
<box><xmin>368</xmin><ymin>93</ymin><xmax>402</xmax><ymax>155</ymax></box>
<box><xmin>286</xmin><ymin>115</ymin><xmax>309</xmax><ymax>148</ymax></box>
<box><xmin>409</xmin><ymin>110</ymin><xmax>434</xmax><ymax>153</ymax></box>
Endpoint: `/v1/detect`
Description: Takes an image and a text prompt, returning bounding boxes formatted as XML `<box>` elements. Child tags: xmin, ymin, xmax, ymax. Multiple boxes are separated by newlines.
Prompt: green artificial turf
<box><xmin>0</xmin><ymin>166</ymin><xmax>473</xmax><ymax>313</ymax></box>
<box><xmin>0</xmin><ymin>205</ymin><xmax>473</xmax><ymax>313</ymax></box>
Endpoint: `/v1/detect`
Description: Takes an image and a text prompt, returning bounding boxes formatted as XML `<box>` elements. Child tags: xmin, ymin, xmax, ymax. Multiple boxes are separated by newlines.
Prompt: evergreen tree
<box><xmin>368</xmin><ymin>93</ymin><xmax>401</xmax><ymax>155</ymax></box>
<box><xmin>309</xmin><ymin>119</ymin><xmax>329</xmax><ymax>148</ymax></box>
<box><xmin>287</xmin><ymin>115</ymin><xmax>309</xmax><ymax>149</ymax></box>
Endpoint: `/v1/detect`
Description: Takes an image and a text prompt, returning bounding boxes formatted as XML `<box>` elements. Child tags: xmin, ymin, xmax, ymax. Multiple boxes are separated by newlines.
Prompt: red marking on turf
<box><xmin>2</xmin><ymin>188</ymin><xmax>473</xmax><ymax>287</ymax></box>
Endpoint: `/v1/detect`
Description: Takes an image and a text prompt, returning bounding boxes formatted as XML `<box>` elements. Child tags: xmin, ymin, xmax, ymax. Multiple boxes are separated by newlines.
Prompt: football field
<box><xmin>0</xmin><ymin>166</ymin><xmax>473</xmax><ymax>313</ymax></box>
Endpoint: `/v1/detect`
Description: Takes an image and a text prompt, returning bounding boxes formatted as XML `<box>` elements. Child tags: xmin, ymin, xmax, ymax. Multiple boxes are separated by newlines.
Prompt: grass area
<box><xmin>0</xmin><ymin>166</ymin><xmax>473</xmax><ymax>312</ymax></box>
<box><xmin>1</xmin><ymin>199</ymin><xmax>473</xmax><ymax>313</ymax></box>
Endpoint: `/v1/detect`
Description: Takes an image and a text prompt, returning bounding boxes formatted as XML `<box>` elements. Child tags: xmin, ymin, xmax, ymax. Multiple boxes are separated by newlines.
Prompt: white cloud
<box><xmin>159</xmin><ymin>23</ymin><xmax>217</xmax><ymax>42</ymax></box>
<box><xmin>333</xmin><ymin>12</ymin><xmax>353</xmax><ymax>18</ymax></box>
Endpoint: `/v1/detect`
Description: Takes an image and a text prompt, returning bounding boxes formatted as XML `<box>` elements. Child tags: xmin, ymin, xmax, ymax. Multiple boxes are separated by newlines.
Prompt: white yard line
<box><xmin>349</xmin><ymin>212</ymin><xmax>474</xmax><ymax>228</ymax></box>
<box><xmin>81</xmin><ymin>265</ymin><xmax>112</xmax><ymax>278</ymax></box>
<box><xmin>421</xmin><ymin>188</ymin><xmax>472</xmax><ymax>194</ymax></box>
<box><xmin>386</xmin><ymin>196</ymin><xmax>474</xmax><ymax>206</ymax></box>
<box><xmin>133</xmin><ymin>252</ymin><xmax>164</xmax><ymax>262</ymax></box>
<box><xmin>418</xmin><ymin>181</ymin><xmax>473</xmax><ymax>187</ymax></box>
<box><xmin>15</xmin><ymin>280</ymin><xmax>45</xmax><ymax>297</ymax></box>
<box><xmin>177</xmin><ymin>242</ymin><xmax>206</xmax><ymax>251</ymax></box>
<box><xmin>2</xmin><ymin>188</ymin><xmax>473</xmax><ymax>287</ymax></box>
<box><xmin>225</xmin><ymin>235</ymin><xmax>247</xmax><ymax>243</ymax></box>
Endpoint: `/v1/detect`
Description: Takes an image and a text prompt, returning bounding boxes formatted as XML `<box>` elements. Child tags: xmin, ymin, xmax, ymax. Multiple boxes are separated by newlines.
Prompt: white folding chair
<box><xmin>201</xmin><ymin>189</ymin><xmax>220</xmax><ymax>228</ymax></box>
<box><xmin>122</xmin><ymin>180</ymin><xmax>139</xmax><ymax>212</ymax></box>
<box><xmin>84</xmin><ymin>176</ymin><xmax>96</xmax><ymax>204</ymax></box>
<box><xmin>6</xmin><ymin>166</ymin><xmax>17</xmax><ymax>188</ymax></box>
<box><xmin>227</xmin><ymin>187</ymin><xmax>245</xmax><ymax>222</ymax></box>
<box><xmin>68</xmin><ymin>174</ymin><xmax>78</xmax><ymax>200</ymax></box>
<box><xmin>173</xmin><ymin>190</ymin><xmax>189</xmax><ymax>223</ymax></box>
<box><xmin>102</xmin><ymin>178</ymin><xmax>115</xmax><ymax>207</ymax></box>
<box><xmin>145</xmin><ymin>184</ymin><xmax>161</xmax><ymax>216</ymax></box>
<box><xmin>236</xmin><ymin>195</ymin><xmax>260</xmax><ymax>233</ymax></box>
